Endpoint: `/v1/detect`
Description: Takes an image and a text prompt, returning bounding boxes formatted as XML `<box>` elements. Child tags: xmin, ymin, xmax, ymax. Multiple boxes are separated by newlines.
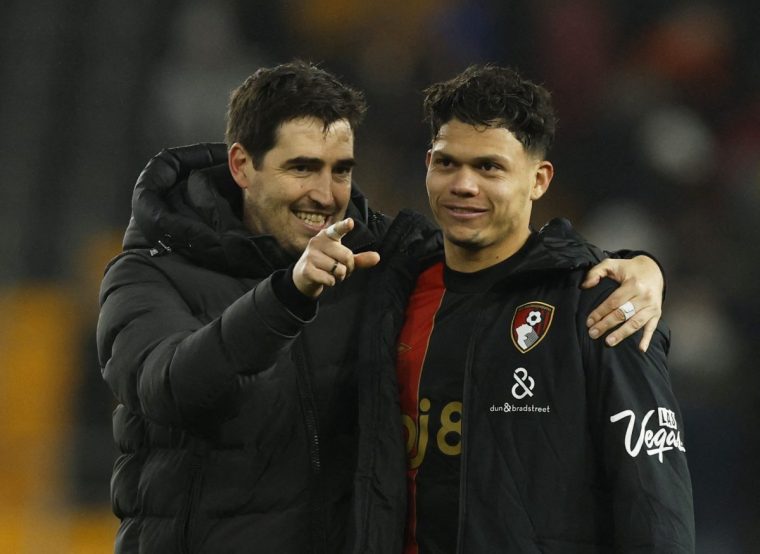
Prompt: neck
<box><xmin>444</xmin><ymin>227</ymin><xmax>531</xmax><ymax>273</ymax></box>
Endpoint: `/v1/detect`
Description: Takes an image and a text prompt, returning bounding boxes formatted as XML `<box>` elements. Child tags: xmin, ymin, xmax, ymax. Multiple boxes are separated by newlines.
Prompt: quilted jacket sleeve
<box><xmin>580</xmin><ymin>278</ymin><xmax>695</xmax><ymax>553</ymax></box>
<box><xmin>97</xmin><ymin>252</ymin><xmax>313</xmax><ymax>429</ymax></box>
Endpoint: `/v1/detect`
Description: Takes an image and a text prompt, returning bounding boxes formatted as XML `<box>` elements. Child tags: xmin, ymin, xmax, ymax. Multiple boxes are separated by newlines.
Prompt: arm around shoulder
<box><xmin>583</xmin><ymin>253</ymin><xmax>665</xmax><ymax>352</ymax></box>
<box><xmin>580</xmin><ymin>280</ymin><xmax>695</xmax><ymax>553</ymax></box>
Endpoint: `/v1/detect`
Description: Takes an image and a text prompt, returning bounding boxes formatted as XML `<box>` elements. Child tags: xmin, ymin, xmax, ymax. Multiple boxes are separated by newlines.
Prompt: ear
<box><xmin>425</xmin><ymin>149</ymin><xmax>433</xmax><ymax>169</ymax></box>
<box><xmin>228</xmin><ymin>142</ymin><xmax>252</xmax><ymax>190</ymax></box>
<box><xmin>530</xmin><ymin>160</ymin><xmax>554</xmax><ymax>201</ymax></box>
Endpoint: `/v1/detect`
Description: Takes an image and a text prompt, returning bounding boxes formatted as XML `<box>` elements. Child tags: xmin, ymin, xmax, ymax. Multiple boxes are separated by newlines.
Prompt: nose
<box><xmin>306</xmin><ymin>169</ymin><xmax>335</xmax><ymax>207</ymax></box>
<box><xmin>449</xmin><ymin>167</ymin><xmax>479</xmax><ymax>197</ymax></box>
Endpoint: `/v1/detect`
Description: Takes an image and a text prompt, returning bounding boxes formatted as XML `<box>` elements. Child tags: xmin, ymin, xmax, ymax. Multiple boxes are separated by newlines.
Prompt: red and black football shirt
<box><xmin>396</xmin><ymin>237</ymin><xmax>536</xmax><ymax>553</ymax></box>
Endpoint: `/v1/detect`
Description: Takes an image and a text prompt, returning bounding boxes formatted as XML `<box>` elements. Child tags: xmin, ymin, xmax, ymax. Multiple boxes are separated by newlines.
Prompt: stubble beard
<box><xmin>446</xmin><ymin>229</ymin><xmax>488</xmax><ymax>252</ymax></box>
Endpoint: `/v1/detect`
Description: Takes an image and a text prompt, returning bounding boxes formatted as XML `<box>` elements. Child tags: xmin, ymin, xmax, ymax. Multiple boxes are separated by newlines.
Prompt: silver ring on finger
<box><xmin>325</xmin><ymin>224</ymin><xmax>341</xmax><ymax>241</ymax></box>
<box><xmin>330</xmin><ymin>261</ymin><xmax>340</xmax><ymax>276</ymax></box>
<box><xmin>618</xmin><ymin>301</ymin><xmax>636</xmax><ymax>321</ymax></box>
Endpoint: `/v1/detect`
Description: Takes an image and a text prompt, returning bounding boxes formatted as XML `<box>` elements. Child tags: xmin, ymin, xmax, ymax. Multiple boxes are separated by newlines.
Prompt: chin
<box><xmin>447</xmin><ymin>234</ymin><xmax>486</xmax><ymax>252</ymax></box>
<box><xmin>272</xmin><ymin>234</ymin><xmax>306</xmax><ymax>258</ymax></box>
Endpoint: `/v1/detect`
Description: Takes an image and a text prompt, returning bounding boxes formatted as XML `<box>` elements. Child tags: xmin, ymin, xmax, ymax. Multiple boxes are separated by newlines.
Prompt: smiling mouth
<box><xmin>294</xmin><ymin>210</ymin><xmax>330</xmax><ymax>228</ymax></box>
<box><xmin>445</xmin><ymin>206</ymin><xmax>487</xmax><ymax>218</ymax></box>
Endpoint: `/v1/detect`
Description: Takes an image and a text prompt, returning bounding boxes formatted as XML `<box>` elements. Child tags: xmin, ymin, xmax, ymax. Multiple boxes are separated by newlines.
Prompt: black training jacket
<box><xmin>97</xmin><ymin>143</ymin><xmax>390</xmax><ymax>553</ymax></box>
<box><xmin>350</xmin><ymin>210</ymin><xmax>695</xmax><ymax>553</ymax></box>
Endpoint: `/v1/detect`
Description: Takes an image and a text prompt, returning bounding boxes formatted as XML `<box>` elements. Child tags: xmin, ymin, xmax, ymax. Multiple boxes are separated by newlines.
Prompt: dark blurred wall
<box><xmin>0</xmin><ymin>1</ymin><xmax>757</xmax><ymax>551</ymax></box>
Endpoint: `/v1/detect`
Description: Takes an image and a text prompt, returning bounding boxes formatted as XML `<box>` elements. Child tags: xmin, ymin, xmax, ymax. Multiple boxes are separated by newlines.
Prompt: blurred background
<box><xmin>0</xmin><ymin>0</ymin><xmax>757</xmax><ymax>551</ymax></box>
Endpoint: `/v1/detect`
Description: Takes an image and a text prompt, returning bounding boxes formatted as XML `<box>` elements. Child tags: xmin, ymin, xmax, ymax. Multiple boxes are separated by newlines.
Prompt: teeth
<box><xmin>294</xmin><ymin>211</ymin><xmax>327</xmax><ymax>225</ymax></box>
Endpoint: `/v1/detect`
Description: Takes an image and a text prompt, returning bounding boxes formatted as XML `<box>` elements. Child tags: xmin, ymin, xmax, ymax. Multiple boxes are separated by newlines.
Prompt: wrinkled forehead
<box><xmin>274</xmin><ymin>116</ymin><xmax>354</xmax><ymax>143</ymax></box>
<box><xmin>271</xmin><ymin>116</ymin><xmax>355</xmax><ymax>158</ymax></box>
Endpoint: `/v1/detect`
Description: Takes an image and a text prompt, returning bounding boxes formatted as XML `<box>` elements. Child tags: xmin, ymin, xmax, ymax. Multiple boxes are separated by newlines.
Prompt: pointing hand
<box><xmin>293</xmin><ymin>218</ymin><xmax>381</xmax><ymax>298</ymax></box>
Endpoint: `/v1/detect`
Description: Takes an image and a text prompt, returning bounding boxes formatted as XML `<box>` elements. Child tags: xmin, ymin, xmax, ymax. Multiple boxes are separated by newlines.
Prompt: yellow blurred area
<box><xmin>0</xmin><ymin>234</ymin><xmax>122</xmax><ymax>552</ymax></box>
<box><xmin>292</xmin><ymin>0</ymin><xmax>446</xmax><ymax>49</ymax></box>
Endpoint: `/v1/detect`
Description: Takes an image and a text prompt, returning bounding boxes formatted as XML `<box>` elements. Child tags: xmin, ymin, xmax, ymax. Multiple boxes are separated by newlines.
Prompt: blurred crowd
<box><xmin>0</xmin><ymin>1</ymin><xmax>757</xmax><ymax>551</ymax></box>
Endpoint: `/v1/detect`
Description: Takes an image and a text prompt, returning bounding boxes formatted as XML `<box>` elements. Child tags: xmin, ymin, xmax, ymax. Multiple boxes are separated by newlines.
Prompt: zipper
<box><xmin>368</xmin><ymin>210</ymin><xmax>385</xmax><ymax>227</ymax></box>
<box><xmin>294</xmin><ymin>343</ymin><xmax>328</xmax><ymax>553</ymax></box>
<box><xmin>353</xmin><ymin>269</ymin><xmax>392</xmax><ymax>553</ymax></box>
<box><xmin>455</xmin><ymin>304</ymin><xmax>487</xmax><ymax>554</ymax></box>
<box><xmin>179</xmin><ymin>449</ymin><xmax>204</xmax><ymax>554</ymax></box>
<box><xmin>149</xmin><ymin>239</ymin><xmax>173</xmax><ymax>257</ymax></box>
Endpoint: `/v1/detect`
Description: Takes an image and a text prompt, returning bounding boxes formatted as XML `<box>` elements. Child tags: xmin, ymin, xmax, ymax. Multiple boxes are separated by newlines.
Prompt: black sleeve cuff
<box><xmin>271</xmin><ymin>266</ymin><xmax>318</xmax><ymax>320</ymax></box>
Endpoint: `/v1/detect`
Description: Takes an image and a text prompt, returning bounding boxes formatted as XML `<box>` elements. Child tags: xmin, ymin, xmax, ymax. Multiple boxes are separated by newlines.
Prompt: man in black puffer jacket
<box><xmin>98</xmin><ymin>61</ymin><xmax>391</xmax><ymax>553</ymax></box>
<box><xmin>97</xmin><ymin>61</ymin><xmax>668</xmax><ymax>553</ymax></box>
<box><xmin>350</xmin><ymin>65</ymin><xmax>694</xmax><ymax>553</ymax></box>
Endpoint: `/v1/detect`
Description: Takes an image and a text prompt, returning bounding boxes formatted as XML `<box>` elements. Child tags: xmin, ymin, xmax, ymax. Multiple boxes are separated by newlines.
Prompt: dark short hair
<box><xmin>423</xmin><ymin>64</ymin><xmax>556</xmax><ymax>157</ymax></box>
<box><xmin>225</xmin><ymin>60</ymin><xmax>367</xmax><ymax>166</ymax></box>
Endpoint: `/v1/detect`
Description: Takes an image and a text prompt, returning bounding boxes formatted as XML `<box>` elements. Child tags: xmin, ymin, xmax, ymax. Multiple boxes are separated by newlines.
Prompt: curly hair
<box><xmin>423</xmin><ymin>64</ymin><xmax>556</xmax><ymax>157</ymax></box>
<box><xmin>225</xmin><ymin>60</ymin><xmax>367</xmax><ymax>166</ymax></box>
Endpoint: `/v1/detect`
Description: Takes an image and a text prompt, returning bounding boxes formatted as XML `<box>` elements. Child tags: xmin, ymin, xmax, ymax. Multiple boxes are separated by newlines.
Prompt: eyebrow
<box><xmin>334</xmin><ymin>158</ymin><xmax>357</xmax><ymax>169</ymax></box>
<box><xmin>284</xmin><ymin>156</ymin><xmax>356</xmax><ymax>168</ymax></box>
<box><xmin>432</xmin><ymin>151</ymin><xmax>511</xmax><ymax>166</ymax></box>
<box><xmin>470</xmin><ymin>155</ymin><xmax>510</xmax><ymax>166</ymax></box>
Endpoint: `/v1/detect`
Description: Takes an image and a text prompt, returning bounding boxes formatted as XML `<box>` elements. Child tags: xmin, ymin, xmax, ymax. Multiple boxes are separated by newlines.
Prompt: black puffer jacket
<box><xmin>97</xmin><ymin>144</ymin><xmax>390</xmax><ymax>553</ymax></box>
<box><xmin>350</xmin><ymin>211</ymin><xmax>694</xmax><ymax>553</ymax></box>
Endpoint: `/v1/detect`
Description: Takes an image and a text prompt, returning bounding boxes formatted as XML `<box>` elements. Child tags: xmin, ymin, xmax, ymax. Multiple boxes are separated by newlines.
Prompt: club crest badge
<box><xmin>510</xmin><ymin>302</ymin><xmax>555</xmax><ymax>353</ymax></box>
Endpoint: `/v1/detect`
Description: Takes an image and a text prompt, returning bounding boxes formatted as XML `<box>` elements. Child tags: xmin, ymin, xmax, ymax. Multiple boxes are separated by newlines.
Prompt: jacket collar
<box><xmin>508</xmin><ymin>218</ymin><xmax>606</xmax><ymax>276</ymax></box>
<box><xmin>382</xmin><ymin>211</ymin><xmax>604</xmax><ymax>283</ymax></box>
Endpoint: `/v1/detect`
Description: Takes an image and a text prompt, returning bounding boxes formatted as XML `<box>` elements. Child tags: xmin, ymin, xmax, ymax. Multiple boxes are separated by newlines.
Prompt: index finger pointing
<box><xmin>324</xmin><ymin>218</ymin><xmax>354</xmax><ymax>241</ymax></box>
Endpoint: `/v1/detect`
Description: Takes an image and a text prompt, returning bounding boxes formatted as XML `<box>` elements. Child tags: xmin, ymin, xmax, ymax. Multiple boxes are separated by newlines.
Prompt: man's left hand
<box><xmin>581</xmin><ymin>255</ymin><xmax>664</xmax><ymax>352</ymax></box>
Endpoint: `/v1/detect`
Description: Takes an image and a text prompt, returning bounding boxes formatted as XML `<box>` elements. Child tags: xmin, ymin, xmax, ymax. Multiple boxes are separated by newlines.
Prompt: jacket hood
<box><xmin>123</xmin><ymin>143</ymin><xmax>381</xmax><ymax>277</ymax></box>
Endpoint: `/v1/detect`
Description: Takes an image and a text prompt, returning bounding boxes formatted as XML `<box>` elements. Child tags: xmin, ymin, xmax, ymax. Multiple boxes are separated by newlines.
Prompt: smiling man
<box><xmin>352</xmin><ymin>65</ymin><xmax>695</xmax><ymax>553</ymax></box>
<box><xmin>425</xmin><ymin>117</ymin><xmax>552</xmax><ymax>271</ymax></box>
<box><xmin>230</xmin><ymin>117</ymin><xmax>355</xmax><ymax>254</ymax></box>
<box><xmin>97</xmin><ymin>62</ymin><xmax>383</xmax><ymax>553</ymax></box>
<box><xmin>98</xmin><ymin>61</ymin><xmax>670</xmax><ymax>554</ymax></box>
